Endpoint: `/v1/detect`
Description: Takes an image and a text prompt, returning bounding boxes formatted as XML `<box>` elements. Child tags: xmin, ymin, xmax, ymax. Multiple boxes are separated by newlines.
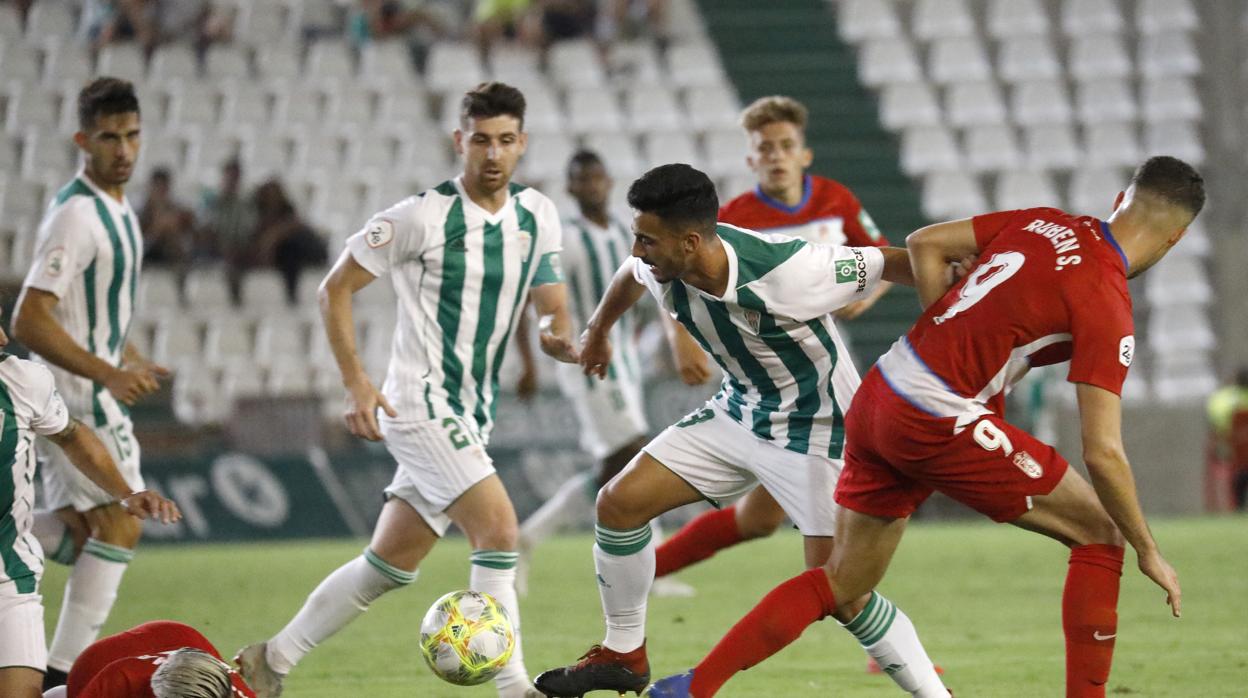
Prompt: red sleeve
<box><xmin>232</xmin><ymin>672</ymin><xmax>259</xmax><ymax>698</ymax></box>
<box><xmin>1066</xmin><ymin>280</ymin><xmax>1134</xmax><ymax>395</ymax></box>
<box><xmin>971</xmin><ymin>210</ymin><xmax>1022</xmax><ymax>250</ymax></box>
<box><xmin>837</xmin><ymin>188</ymin><xmax>889</xmax><ymax>247</ymax></box>
<box><xmin>77</xmin><ymin>658</ymin><xmax>157</xmax><ymax>698</ymax></box>
<box><xmin>67</xmin><ymin>622</ymin><xmax>219</xmax><ymax>697</ymax></box>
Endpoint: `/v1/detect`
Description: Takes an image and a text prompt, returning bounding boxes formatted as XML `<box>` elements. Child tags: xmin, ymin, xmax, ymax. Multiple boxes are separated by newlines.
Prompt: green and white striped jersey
<box><xmin>0</xmin><ymin>354</ymin><xmax>71</xmax><ymax>593</ymax></box>
<box><xmin>22</xmin><ymin>171</ymin><xmax>143</xmax><ymax>427</ymax></box>
<box><xmin>634</xmin><ymin>224</ymin><xmax>885</xmax><ymax>457</ymax></box>
<box><xmin>561</xmin><ymin>215</ymin><xmax>642</xmax><ymax>390</ymax></box>
<box><xmin>346</xmin><ymin>178</ymin><xmax>563</xmax><ymax>441</ymax></box>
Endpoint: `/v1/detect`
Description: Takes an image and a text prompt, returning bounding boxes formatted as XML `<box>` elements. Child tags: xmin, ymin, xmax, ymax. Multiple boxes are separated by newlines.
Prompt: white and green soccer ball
<box><xmin>419</xmin><ymin>590</ymin><xmax>515</xmax><ymax>686</ymax></box>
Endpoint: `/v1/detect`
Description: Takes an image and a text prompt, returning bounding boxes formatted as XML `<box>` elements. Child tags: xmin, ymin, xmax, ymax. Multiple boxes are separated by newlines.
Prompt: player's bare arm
<box><xmin>122</xmin><ymin>341</ymin><xmax>171</xmax><ymax>381</ymax></box>
<box><xmin>661</xmin><ymin>313</ymin><xmax>710</xmax><ymax>385</ymax></box>
<box><xmin>1076</xmin><ymin>382</ymin><xmax>1181</xmax><ymax>617</ymax></box>
<box><xmin>511</xmin><ymin>301</ymin><xmax>539</xmax><ymax>400</ymax></box>
<box><xmin>12</xmin><ymin>288</ymin><xmax>159</xmax><ymax>405</ymax></box>
<box><xmin>530</xmin><ymin>282</ymin><xmax>578</xmax><ymax>364</ymax></box>
<box><xmin>47</xmin><ymin>418</ymin><xmax>181</xmax><ymax>524</ymax></box>
<box><xmin>905</xmin><ymin>218</ymin><xmax>979</xmax><ymax>309</ymax></box>
<box><xmin>580</xmin><ymin>262</ymin><xmax>647</xmax><ymax>379</ymax></box>
<box><xmin>318</xmin><ymin>249</ymin><xmax>396</xmax><ymax>441</ymax></box>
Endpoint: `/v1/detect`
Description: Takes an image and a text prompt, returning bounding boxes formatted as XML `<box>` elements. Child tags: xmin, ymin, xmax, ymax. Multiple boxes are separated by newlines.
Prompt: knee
<box><xmin>736</xmin><ymin>507</ymin><xmax>785</xmax><ymax>539</ymax></box>
<box><xmin>466</xmin><ymin>513</ymin><xmax>518</xmax><ymax>552</ymax></box>
<box><xmin>90</xmin><ymin>507</ymin><xmax>143</xmax><ymax>548</ymax></box>
<box><xmin>1076</xmin><ymin>512</ymin><xmax>1124</xmax><ymax>549</ymax></box>
<box><xmin>595</xmin><ymin>483</ymin><xmax>645</xmax><ymax>530</ymax></box>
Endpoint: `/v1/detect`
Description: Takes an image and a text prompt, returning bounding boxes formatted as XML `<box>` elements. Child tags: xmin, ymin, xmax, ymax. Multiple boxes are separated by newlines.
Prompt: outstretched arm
<box><xmin>530</xmin><ymin>282</ymin><xmax>578</xmax><ymax>364</ymax></box>
<box><xmin>581</xmin><ymin>262</ymin><xmax>647</xmax><ymax>379</ymax></box>
<box><xmin>1077</xmin><ymin>383</ymin><xmax>1181</xmax><ymax>617</ymax></box>
<box><xmin>905</xmin><ymin>219</ymin><xmax>979</xmax><ymax>309</ymax></box>
<box><xmin>47</xmin><ymin>419</ymin><xmax>180</xmax><ymax>523</ymax></box>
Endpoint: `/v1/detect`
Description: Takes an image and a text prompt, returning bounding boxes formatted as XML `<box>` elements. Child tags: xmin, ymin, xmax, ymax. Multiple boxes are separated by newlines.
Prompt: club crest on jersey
<box><xmin>516</xmin><ymin>230</ymin><xmax>532</xmax><ymax>256</ymax></box>
<box><xmin>45</xmin><ymin>246</ymin><xmax>66</xmax><ymax>277</ymax></box>
<box><xmin>1013</xmin><ymin>451</ymin><xmax>1044</xmax><ymax>479</ymax></box>
<box><xmin>365</xmin><ymin>220</ymin><xmax>394</xmax><ymax>249</ymax></box>
<box><xmin>1118</xmin><ymin>336</ymin><xmax>1134</xmax><ymax>367</ymax></box>
<box><xmin>743</xmin><ymin>309</ymin><xmax>761</xmax><ymax>333</ymax></box>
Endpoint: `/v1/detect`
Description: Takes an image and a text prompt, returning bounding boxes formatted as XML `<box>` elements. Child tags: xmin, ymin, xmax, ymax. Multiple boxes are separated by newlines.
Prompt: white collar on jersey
<box><xmin>685</xmin><ymin>237</ymin><xmax>739</xmax><ymax>303</ymax></box>
<box><xmin>453</xmin><ymin>175</ymin><xmax>512</xmax><ymax>223</ymax></box>
<box><xmin>75</xmin><ymin>165</ymin><xmax>132</xmax><ymax>212</ymax></box>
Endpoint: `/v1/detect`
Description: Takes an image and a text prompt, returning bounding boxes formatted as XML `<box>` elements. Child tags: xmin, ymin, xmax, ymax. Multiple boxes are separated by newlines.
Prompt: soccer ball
<box><xmin>419</xmin><ymin>590</ymin><xmax>515</xmax><ymax>686</ymax></box>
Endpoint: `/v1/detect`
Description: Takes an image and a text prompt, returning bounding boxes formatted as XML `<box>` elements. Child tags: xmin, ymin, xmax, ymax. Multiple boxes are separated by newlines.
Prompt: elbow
<box><xmin>1082</xmin><ymin>443</ymin><xmax>1127</xmax><ymax>473</ymax></box>
<box><xmin>905</xmin><ymin>227</ymin><xmax>935</xmax><ymax>252</ymax></box>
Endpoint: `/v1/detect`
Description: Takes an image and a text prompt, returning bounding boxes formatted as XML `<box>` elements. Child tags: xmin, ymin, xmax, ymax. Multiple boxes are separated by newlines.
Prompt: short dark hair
<box><xmin>78</xmin><ymin>77</ymin><xmax>140</xmax><ymax>131</ymax></box>
<box><xmin>627</xmin><ymin>164</ymin><xmax>719</xmax><ymax>233</ymax></box>
<box><xmin>460</xmin><ymin>82</ymin><xmax>526</xmax><ymax>130</ymax></box>
<box><xmin>567</xmin><ymin>149</ymin><xmax>604</xmax><ymax>177</ymax></box>
<box><xmin>1130</xmin><ymin>156</ymin><xmax>1205</xmax><ymax>221</ymax></box>
<box><xmin>150</xmin><ymin>167</ymin><xmax>172</xmax><ymax>183</ymax></box>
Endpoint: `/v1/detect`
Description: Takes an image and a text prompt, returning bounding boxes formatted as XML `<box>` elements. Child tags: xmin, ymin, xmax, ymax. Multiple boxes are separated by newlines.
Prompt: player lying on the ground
<box><xmin>43</xmin><ymin>620</ymin><xmax>253</xmax><ymax>698</ymax></box>
<box><xmin>513</xmin><ymin>149</ymin><xmax>710</xmax><ymax>599</ymax></box>
<box><xmin>0</xmin><ymin>313</ymin><xmax>179</xmax><ymax>698</ymax></box>
<box><xmin>534</xmin><ymin>164</ymin><xmax>948</xmax><ymax>698</ymax></box>
<box><xmin>647</xmin><ymin>156</ymin><xmax>1202</xmax><ymax>698</ymax></box>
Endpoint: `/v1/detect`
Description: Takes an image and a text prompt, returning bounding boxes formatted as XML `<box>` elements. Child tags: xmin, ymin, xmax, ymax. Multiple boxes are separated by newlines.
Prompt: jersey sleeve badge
<box><xmin>366</xmin><ymin>220</ymin><xmax>394</xmax><ymax>249</ymax></box>
<box><xmin>1118</xmin><ymin>335</ymin><xmax>1134</xmax><ymax>367</ymax></box>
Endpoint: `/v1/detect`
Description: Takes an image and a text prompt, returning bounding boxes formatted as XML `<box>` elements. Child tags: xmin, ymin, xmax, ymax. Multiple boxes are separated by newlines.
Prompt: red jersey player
<box><xmin>649</xmin><ymin>157</ymin><xmax>1201</xmax><ymax>697</ymax></box>
<box><xmin>655</xmin><ymin>96</ymin><xmax>893</xmax><ymax>579</ymax></box>
<box><xmin>64</xmin><ymin>621</ymin><xmax>254</xmax><ymax>698</ymax></box>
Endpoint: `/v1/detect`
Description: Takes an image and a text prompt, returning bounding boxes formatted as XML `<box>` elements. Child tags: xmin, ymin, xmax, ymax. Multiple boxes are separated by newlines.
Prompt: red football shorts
<box><xmin>835</xmin><ymin>368</ymin><xmax>1068</xmax><ymax>522</ymax></box>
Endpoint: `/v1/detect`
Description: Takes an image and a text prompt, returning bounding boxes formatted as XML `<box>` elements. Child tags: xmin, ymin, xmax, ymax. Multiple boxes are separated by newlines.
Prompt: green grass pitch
<box><xmin>41</xmin><ymin>516</ymin><xmax>1246</xmax><ymax>696</ymax></box>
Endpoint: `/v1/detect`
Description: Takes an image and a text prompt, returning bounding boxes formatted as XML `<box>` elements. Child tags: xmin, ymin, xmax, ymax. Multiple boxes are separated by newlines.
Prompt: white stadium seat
<box><xmin>1142</xmin><ymin>78</ymin><xmax>1202</xmax><ymax>122</ymax></box>
<box><xmin>549</xmin><ymin>39</ymin><xmax>606</xmax><ymax>89</ymax></box>
<box><xmin>256</xmin><ymin>44</ymin><xmax>302</xmax><ymax>83</ymax></box>
<box><xmin>1085</xmin><ymin>122</ymin><xmax>1141</xmax><ymax>166</ymax></box>
<box><xmin>912</xmin><ymin>0</ymin><xmax>976</xmax><ymax>41</ymax></box>
<box><xmin>607</xmin><ymin>41</ymin><xmax>665</xmax><ymax>87</ymax></box>
<box><xmin>1060</xmin><ymin>0</ymin><xmax>1124</xmax><ymax>36</ymax></box>
<box><xmin>928</xmin><ymin>37</ymin><xmax>992</xmax><ymax>84</ymax></box>
<box><xmin>900</xmin><ymin>126</ymin><xmax>962</xmax><ymax>176</ymax></box>
<box><xmin>1149</xmin><ymin>305</ymin><xmax>1215</xmax><ymax>353</ymax></box>
<box><xmin>1068</xmin><ymin>166</ymin><xmax>1128</xmax><ymax>217</ymax></box>
<box><xmin>0</xmin><ymin>41</ymin><xmax>43</xmax><ymax>85</ymax></box>
<box><xmin>702</xmin><ymin>128</ymin><xmax>749</xmax><ymax>179</ymax></box>
<box><xmin>1023</xmin><ymin>124</ymin><xmax>1080</xmax><ymax>171</ymax></box>
<box><xmin>921</xmin><ymin>171</ymin><xmax>987</xmax><ymax>220</ymax></box>
<box><xmin>965</xmin><ymin>125</ymin><xmax>1023</xmax><ymax>173</ymax></box>
<box><xmin>666</xmin><ymin>42</ymin><xmax>725</xmax><ymax>88</ymax></box>
<box><xmin>306</xmin><ymin>41</ymin><xmax>355</xmax><ymax>82</ymax></box>
<box><xmin>945</xmin><ymin>81</ymin><xmax>1007</xmax><ymax>128</ymax></box>
<box><xmin>150</xmin><ymin>45</ymin><xmax>200</xmax><ymax>82</ymax></box>
<box><xmin>838</xmin><ymin>0</ymin><xmax>902</xmax><ymax>43</ymax></box>
<box><xmin>424</xmin><ymin>42</ymin><xmax>484</xmax><ymax>95</ymax></box>
<box><xmin>565</xmin><ymin>87</ymin><xmax>625</xmax><ymax>134</ymax></box>
<box><xmin>4</xmin><ymin>86</ymin><xmax>60</xmax><ymax>137</ymax></box>
<box><xmin>643</xmin><ymin>132</ymin><xmax>703</xmax><ymax>171</ymax></box>
<box><xmin>185</xmin><ymin>269</ymin><xmax>235</xmax><ymax>309</ymax></box>
<box><xmin>623</xmin><ymin>85</ymin><xmax>686</xmax><ymax>133</ymax></box>
<box><xmin>997</xmin><ymin>36</ymin><xmax>1062</xmax><ymax>83</ymax></box>
<box><xmin>858</xmin><ymin>38</ymin><xmax>922</xmax><ymax>87</ymax></box>
<box><xmin>204</xmin><ymin>45</ymin><xmax>251</xmax><ymax>80</ymax></box>
<box><xmin>1068</xmin><ymin>33</ymin><xmax>1132</xmax><ymax>82</ymax></box>
<box><xmin>25</xmin><ymin>2</ymin><xmax>77</xmax><ymax>40</ymax></box>
<box><xmin>986</xmin><ymin>0</ymin><xmax>1050</xmax><ymax>39</ymax></box>
<box><xmin>97</xmin><ymin>44</ymin><xmax>147</xmax><ymax>80</ymax></box>
<box><xmin>1139</xmin><ymin>32</ymin><xmax>1201</xmax><ymax>79</ymax></box>
<box><xmin>1136</xmin><ymin>0</ymin><xmax>1198</xmax><ymax>35</ymax></box>
<box><xmin>1076</xmin><ymin>79</ymin><xmax>1137</xmax><ymax>124</ymax></box>
<box><xmin>1144</xmin><ymin>121</ymin><xmax>1204</xmax><ymax>165</ymax></box>
<box><xmin>43</xmin><ymin>45</ymin><xmax>93</xmax><ymax>86</ymax></box>
<box><xmin>683</xmin><ymin>85</ymin><xmax>740</xmax><ymax>132</ymax></box>
<box><xmin>1012</xmin><ymin>81</ymin><xmax>1075</xmax><ymax>126</ymax></box>
<box><xmin>583</xmin><ymin>131</ymin><xmax>643</xmax><ymax>182</ymax></box>
<box><xmin>994</xmin><ymin>170</ymin><xmax>1061</xmax><ymax>210</ymax></box>
<box><xmin>519</xmin><ymin>132</ymin><xmax>576</xmax><ymax>182</ymax></box>
<box><xmin>879</xmin><ymin>83</ymin><xmax>943</xmax><ymax>131</ymax></box>
<box><xmin>488</xmin><ymin>43</ymin><xmax>542</xmax><ymax>90</ymax></box>
<box><xmin>1145</xmin><ymin>257</ymin><xmax>1212</xmax><ymax>307</ymax></box>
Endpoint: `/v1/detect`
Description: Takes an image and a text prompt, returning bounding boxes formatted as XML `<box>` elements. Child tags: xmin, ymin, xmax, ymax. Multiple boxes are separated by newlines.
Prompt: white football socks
<box><xmin>519</xmin><ymin>471</ymin><xmax>595</xmax><ymax>547</ymax></box>
<box><xmin>267</xmin><ymin>549</ymin><xmax>415</xmax><ymax>675</ymax></box>
<box><xmin>469</xmin><ymin>550</ymin><xmax>530</xmax><ymax>698</ymax></box>
<box><xmin>840</xmin><ymin>592</ymin><xmax>948</xmax><ymax>697</ymax></box>
<box><xmin>47</xmin><ymin>539</ymin><xmax>132</xmax><ymax>671</ymax></box>
<box><xmin>593</xmin><ymin>523</ymin><xmax>654</xmax><ymax>653</ymax></box>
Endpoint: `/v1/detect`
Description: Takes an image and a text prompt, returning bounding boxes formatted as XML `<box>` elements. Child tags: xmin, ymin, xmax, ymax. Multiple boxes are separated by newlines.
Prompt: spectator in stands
<box><xmin>348</xmin><ymin>0</ymin><xmax>444</xmax><ymax>50</ymax></box>
<box><xmin>138</xmin><ymin>167</ymin><xmax>195</xmax><ymax>271</ymax></box>
<box><xmin>1207</xmin><ymin>366</ymin><xmax>1248</xmax><ymax>509</ymax></box>
<box><xmin>599</xmin><ymin>0</ymin><xmax>666</xmax><ymax>42</ymax></box>
<box><xmin>85</xmin><ymin>0</ymin><xmax>232</xmax><ymax>55</ymax></box>
<box><xmin>474</xmin><ymin>0</ymin><xmax>596</xmax><ymax>51</ymax></box>
<box><xmin>196</xmin><ymin>159</ymin><xmax>254</xmax><ymax>303</ymax></box>
<box><xmin>249</xmin><ymin>179</ymin><xmax>328</xmax><ymax>306</ymax></box>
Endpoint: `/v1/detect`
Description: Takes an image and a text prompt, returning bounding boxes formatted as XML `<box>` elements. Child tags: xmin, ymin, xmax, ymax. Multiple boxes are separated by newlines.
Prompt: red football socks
<box><xmin>690</xmin><ymin>568</ymin><xmax>836</xmax><ymax>697</ymax></box>
<box><xmin>1063</xmin><ymin>544</ymin><xmax>1124</xmax><ymax>697</ymax></box>
<box><xmin>654</xmin><ymin>506</ymin><xmax>743</xmax><ymax>578</ymax></box>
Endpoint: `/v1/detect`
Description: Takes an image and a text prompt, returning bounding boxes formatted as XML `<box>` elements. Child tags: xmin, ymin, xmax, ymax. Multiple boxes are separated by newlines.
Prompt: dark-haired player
<box><xmin>13</xmin><ymin>77</ymin><xmax>173</xmax><ymax>689</ymax></box>
<box><xmin>650</xmin><ymin>156</ymin><xmax>1202</xmax><ymax>697</ymax></box>
<box><xmin>235</xmin><ymin>82</ymin><xmax>576</xmax><ymax>698</ymax></box>
<box><xmin>535</xmin><ymin>164</ymin><xmax>946</xmax><ymax>697</ymax></box>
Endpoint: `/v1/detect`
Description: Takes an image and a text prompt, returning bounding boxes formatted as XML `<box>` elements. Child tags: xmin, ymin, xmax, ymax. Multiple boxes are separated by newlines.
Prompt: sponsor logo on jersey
<box><xmin>1118</xmin><ymin>335</ymin><xmax>1134</xmax><ymax>367</ymax></box>
<box><xmin>1013</xmin><ymin>450</ymin><xmax>1044</xmax><ymax>479</ymax></box>
<box><xmin>517</xmin><ymin>230</ymin><xmax>532</xmax><ymax>256</ymax></box>
<box><xmin>365</xmin><ymin>220</ymin><xmax>394</xmax><ymax>249</ymax></box>
<box><xmin>835</xmin><ymin>248</ymin><xmax>870</xmax><ymax>292</ymax></box>
<box><xmin>743</xmin><ymin>309</ymin><xmax>761</xmax><ymax>333</ymax></box>
<box><xmin>45</xmin><ymin>246</ymin><xmax>66</xmax><ymax>277</ymax></box>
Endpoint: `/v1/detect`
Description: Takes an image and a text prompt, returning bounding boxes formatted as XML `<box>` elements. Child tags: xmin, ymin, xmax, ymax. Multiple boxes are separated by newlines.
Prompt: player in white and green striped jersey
<box><xmin>0</xmin><ymin>311</ymin><xmax>178</xmax><ymax>698</ymax></box>
<box><xmin>11</xmin><ymin>78</ymin><xmax>174</xmax><ymax>689</ymax></box>
<box><xmin>512</xmin><ymin>150</ymin><xmax>709</xmax><ymax>597</ymax></box>
<box><xmin>536</xmin><ymin>165</ymin><xmax>946</xmax><ymax>698</ymax></box>
<box><xmin>237</xmin><ymin>83</ymin><xmax>576</xmax><ymax>698</ymax></box>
